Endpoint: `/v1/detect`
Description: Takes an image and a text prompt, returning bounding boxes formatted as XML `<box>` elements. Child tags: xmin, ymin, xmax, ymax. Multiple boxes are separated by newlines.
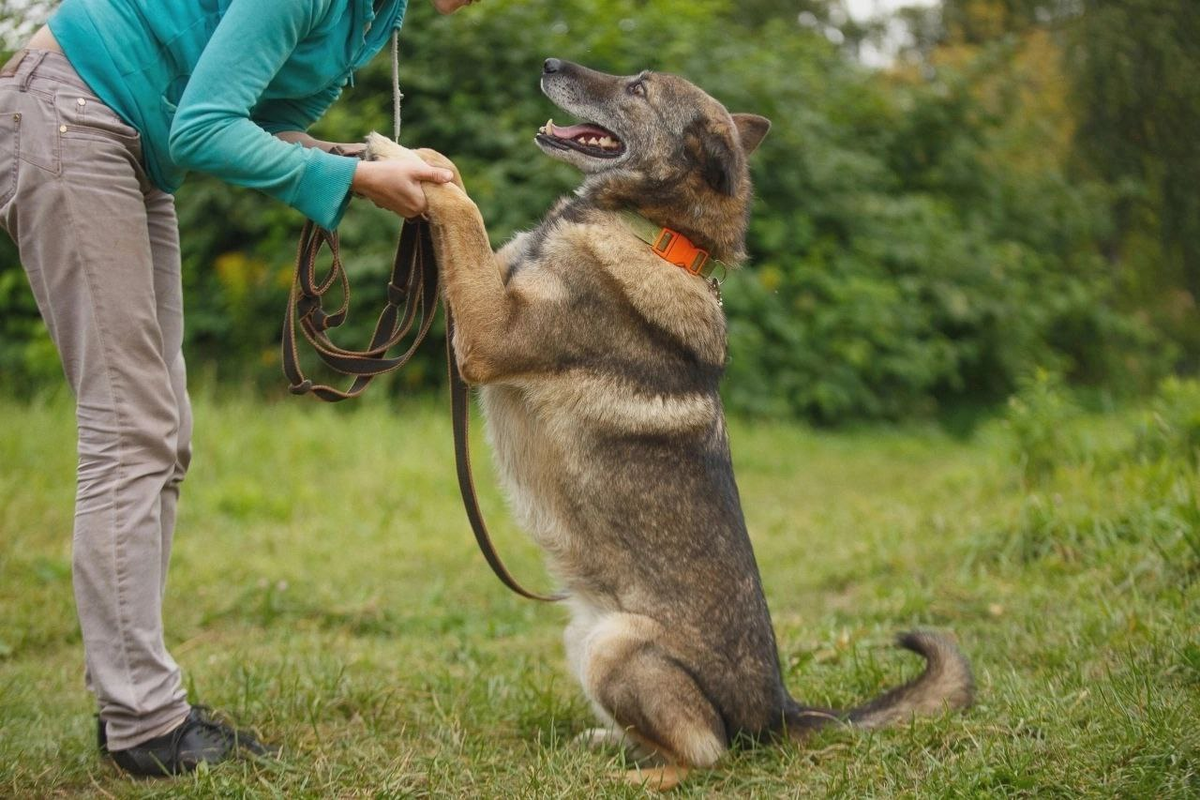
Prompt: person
<box><xmin>0</xmin><ymin>0</ymin><xmax>472</xmax><ymax>777</ymax></box>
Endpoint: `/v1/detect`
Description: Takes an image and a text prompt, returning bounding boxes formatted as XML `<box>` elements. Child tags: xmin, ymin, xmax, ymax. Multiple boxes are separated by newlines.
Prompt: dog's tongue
<box><xmin>550</xmin><ymin>122</ymin><xmax>612</xmax><ymax>139</ymax></box>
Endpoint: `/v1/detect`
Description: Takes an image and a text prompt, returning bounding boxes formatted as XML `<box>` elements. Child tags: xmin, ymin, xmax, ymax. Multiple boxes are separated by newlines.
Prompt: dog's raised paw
<box><xmin>364</xmin><ymin>131</ymin><xmax>419</xmax><ymax>162</ymax></box>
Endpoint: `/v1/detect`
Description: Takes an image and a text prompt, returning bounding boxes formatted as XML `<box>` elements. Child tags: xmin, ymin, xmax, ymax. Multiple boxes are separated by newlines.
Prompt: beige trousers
<box><xmin>0</xmin><ymin>50</ymin><xmax>192</xmax><ymax>750</ymax></box>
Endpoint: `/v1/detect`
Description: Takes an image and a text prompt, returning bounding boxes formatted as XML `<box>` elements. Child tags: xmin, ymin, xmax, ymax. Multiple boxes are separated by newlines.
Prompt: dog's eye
<box><xmin>627</xmin><ymin>80</ymin><xmax>646</xmax><ymax>97</ymax></box>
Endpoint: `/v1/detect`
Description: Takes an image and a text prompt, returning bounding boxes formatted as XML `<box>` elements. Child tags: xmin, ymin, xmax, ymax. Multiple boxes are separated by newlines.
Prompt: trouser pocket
<box><xmin>0</xmin><ymin>81</ymin><xmax>61</xmax><ymax>177</ymax></box>
<box><xmin>55</xmin><ymin>89</ymin><xmax>141</xmax><ymax>146</ymax></box>
<box><xmin>0</xmin><ymin>102</ymin><xmax>20</xmax><ymax>209</ymax></box>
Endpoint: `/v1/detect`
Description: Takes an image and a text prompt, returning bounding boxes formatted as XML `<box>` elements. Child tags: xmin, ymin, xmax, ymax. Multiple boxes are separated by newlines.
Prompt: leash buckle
<box><xmin>652</xmin><ymin>227</ymin><xmax>709</xmax><ymax>275</ymax></box>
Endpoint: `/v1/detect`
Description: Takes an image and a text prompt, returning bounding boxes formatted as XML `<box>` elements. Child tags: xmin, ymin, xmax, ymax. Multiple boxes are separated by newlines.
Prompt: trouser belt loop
<box><xmin>8</xmin><ymin>50</ymin><xmax>49</xmax><ymax>91</ymax></box>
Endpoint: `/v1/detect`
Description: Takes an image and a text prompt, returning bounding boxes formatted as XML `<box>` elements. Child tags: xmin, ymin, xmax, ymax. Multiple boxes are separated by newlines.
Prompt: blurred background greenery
<box><xmin>0</xmin><ymin>0</ymin><xmax>1196</xmax><ymax>423</ymax></box>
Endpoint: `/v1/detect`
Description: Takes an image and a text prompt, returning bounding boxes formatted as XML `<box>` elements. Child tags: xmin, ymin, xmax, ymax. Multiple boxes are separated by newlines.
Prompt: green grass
<box><xmin>1</xmin><ymin>386</ymin><xmax>1197</xmax><ymax>797</ymax></box>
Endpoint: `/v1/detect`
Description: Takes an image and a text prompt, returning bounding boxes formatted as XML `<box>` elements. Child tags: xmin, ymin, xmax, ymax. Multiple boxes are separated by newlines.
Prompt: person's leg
<box><xmin>0</xmin><ymin>51</ymin><xmax>190</xmax><ymax>750</ymax></box>
<box><xmin>145</xmin><ymin>187</ymin><xmax>192</xmax><ymax>598</ymax></box>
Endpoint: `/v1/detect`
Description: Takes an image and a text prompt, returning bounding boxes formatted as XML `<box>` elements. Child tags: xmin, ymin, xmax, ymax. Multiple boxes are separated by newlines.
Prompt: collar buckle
<box><xmin>652</xmin><ymin>227</ymin><xmax>710</xmax><ymax>276</ymax></box>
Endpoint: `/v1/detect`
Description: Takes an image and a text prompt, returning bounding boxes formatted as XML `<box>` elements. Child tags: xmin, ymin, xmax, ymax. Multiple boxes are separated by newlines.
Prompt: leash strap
<box><xmin>282</xmin><ymin>218</ymin><xmax>437</xmax><ymax>400</ymax></box>
<box><xmin>283</xmin><ymin>216</ymin><xmax>560</xmax><ymax>602</ymax></box>
<box><xmin>284</xmin><ymin>31</ymin><xmax>554</xmax><ymax>599</ymax></box>
<box><xmin>447</xmin><ymin>310</ymin><xmax>564</xmax><ymax>603</ymax></box>
<box><xmin>391</xmin><ymin>31</ymin><xmax>403</xmax><ymax>142</ymax></box>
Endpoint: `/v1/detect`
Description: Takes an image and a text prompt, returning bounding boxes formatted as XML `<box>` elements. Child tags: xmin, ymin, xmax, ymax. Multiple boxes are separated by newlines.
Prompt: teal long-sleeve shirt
<box><xmin>49</xmin><ymin>0</ymin><xmax>407</xmax><ymax>229</ymax></box>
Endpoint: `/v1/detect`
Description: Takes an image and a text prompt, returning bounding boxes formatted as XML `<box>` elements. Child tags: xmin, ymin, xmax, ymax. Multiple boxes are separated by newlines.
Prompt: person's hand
<box><xmin>413</xmin><ymin>148</ymin><xmax>466</xmax><ymax>191</ymax></box>
<box><xmin>351</xmin><ymin>157</ymin><xmax>455</xmax><ymax>219</ymax></box>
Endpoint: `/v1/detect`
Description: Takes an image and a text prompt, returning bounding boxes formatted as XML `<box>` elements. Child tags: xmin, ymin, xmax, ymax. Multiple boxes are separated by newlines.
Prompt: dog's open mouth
<box><xmin>536</xmin><ymin>119</ymin><xmax>626</xmax><ymax>158</ymax></box>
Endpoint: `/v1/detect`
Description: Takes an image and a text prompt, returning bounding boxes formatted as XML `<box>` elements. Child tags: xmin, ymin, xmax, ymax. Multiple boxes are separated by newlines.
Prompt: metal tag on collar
<box><xmin>652</xmin><ymin>227</ymin><xmax>710</xmax><ymax>276</ymax></box>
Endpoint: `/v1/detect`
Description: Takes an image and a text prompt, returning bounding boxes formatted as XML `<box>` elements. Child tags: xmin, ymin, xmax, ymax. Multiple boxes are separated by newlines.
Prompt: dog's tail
<box><xmin>784</xmin><ymin>630</ymin><xmax>974</xmax><ymax>738</ymax></box>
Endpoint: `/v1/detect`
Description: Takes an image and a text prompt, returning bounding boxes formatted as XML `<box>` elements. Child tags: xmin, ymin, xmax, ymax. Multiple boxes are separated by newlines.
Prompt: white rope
<box><xmin>391</xmin><ymin>30</ymin><xmax>403</xmax><ymax>142</ymax></box>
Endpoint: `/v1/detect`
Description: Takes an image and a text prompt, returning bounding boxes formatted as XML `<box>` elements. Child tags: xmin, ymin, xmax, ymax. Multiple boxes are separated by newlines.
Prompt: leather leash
<box><xmin>283</xmin><ymin>217</ymin><xmax>561</xmax><ymax>602</ymax></box>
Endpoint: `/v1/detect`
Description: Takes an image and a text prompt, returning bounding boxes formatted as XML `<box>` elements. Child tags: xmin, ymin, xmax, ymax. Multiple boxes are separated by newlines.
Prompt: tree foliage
<box><xmin>932</xmin><ymin>0</ymin><xmax>1200</xmax><ymax>369</ymax></box>
<box><xmin>1068</xmin><ymin>0</ymin><xmax>1200</xmax><ymax>366</ymax></box>
<box><xmin>0</xmin><ymin>0</ymin><xmax>1186</xmax><ymax>421</ymax></box>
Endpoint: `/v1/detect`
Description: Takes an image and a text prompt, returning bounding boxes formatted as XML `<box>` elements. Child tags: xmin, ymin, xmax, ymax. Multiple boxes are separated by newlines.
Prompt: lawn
<box><xmin>1</xmin><ymin>384</ymin><xmax>1197</xmax><ymax>797</ymax></box>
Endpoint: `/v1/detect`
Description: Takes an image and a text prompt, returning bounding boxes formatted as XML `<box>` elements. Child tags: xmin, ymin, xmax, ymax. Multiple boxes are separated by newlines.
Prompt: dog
<box><xmin>367</xmin><ymin>58</ymin><xmax>974</xmax><ymax>789</ymax></box>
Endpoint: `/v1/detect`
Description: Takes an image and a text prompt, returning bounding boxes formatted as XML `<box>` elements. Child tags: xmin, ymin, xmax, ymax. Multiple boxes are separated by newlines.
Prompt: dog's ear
<box><xmin>732</xmin><ymin>114</ymin><xmax>771</xmax><ymax>156</ymax></box>
<box><xmin>692</xmin><ymin>123</ymin><xmax>744</xmax><ymax>196</ymax></box>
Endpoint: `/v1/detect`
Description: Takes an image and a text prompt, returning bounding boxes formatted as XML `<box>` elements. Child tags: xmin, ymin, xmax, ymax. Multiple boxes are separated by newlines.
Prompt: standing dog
<box><xmin>369</xmin><ymin>59</ymin><xmax>973</xmax><ymax>788</ymax></box>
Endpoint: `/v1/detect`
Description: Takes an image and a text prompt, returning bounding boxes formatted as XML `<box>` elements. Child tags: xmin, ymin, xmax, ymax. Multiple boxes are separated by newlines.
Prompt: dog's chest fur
<box><xmin>480</xmin><ymin>205</ymin><xmax>730</xmax><ymax>578</ymax></box>
<box><xmin>474</xmin><ymin>204</ymin><xmax>787</xmax><ymax>731</ymax></box>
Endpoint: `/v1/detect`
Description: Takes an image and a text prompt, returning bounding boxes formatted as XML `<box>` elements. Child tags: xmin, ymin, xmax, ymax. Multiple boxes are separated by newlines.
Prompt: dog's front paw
<box><xmin>415</xmin><ymin>147</ymin><xmax>466</xmax><ymax>191</ymax></box>
<box><xmin>423</xmin><ymin>181</ymin><xmax>475</xmax><ymax>221</ymax></box>
<box><xmin>364</xmin><ymin>131</ymin><xmax>420</xmax><ymax>163</ymax></box>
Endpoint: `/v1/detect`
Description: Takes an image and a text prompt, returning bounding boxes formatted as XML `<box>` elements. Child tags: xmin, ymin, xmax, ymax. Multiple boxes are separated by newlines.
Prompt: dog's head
<box><xmin>535</xmin><ymin>59</ymin><xmax>769</xmax><ymax>257</ymax></box>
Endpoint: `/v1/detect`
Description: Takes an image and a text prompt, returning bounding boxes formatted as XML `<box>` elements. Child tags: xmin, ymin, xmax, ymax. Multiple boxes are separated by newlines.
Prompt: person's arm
<box><xmin>254</xmin><ymin>81</ymin><xmax>344</xmax><ymax>138</ymax></box>
<box><xmin>258</xmin><ymin>86</ymin><xmax>366</xmax><ymax>155</ymax></box>
<box><xmin>271</xmin><ymin>129</ymin><xmax>456</xmax><ymax>217</ymax></box>
<box><xmin>274</xmin><ymin>130</ymin><xmax>365</xmax><ymax>157</ymax></box>
<box><xmin>168</xmin><ymin>0</ymin><xmax>450</xmax><ymax>226</ymax></box>
<box><xmin>167</xmin><ymin>0</ymin><xmax>350</xmax><ymax>227</ymax></box>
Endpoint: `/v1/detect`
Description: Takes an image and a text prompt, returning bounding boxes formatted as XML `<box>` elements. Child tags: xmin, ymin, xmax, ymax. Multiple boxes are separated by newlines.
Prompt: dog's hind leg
<box><xmin>579</xmin><ymin>614</ymin><xmax>727</xmax><ymax>790</ymax></box>
<box><xmin>573</xmin><ymin>724</ymin><xmax>662</xmax><ymax>768</ymax></box>
<box><xmin>575</xmin><ymin>725</ymin><xmax>629</xmax><ymax>753</ymax></box>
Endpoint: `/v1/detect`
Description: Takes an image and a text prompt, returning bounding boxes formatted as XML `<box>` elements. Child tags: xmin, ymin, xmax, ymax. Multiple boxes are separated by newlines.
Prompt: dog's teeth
<box><xmin>598</xmin><ymin>136</ymin><xmax>615</xmax><ymax>148</ymax></box>
<box><xmin>546</xmin><ymin>119</ymin><xmax>555</xmax><ymax>135</ymax></box>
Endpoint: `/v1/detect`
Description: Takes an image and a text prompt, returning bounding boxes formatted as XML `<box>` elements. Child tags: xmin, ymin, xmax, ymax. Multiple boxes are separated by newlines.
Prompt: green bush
<box><xmin>1135</xmin><ymin>377</ymin><xmax>1200</xmax><ymax>467</ymax></box>
<box><xmin>0</xmin><ymin>0</ymin><xmax>1174</xmax><ymax>420</ymax></box>
<box><xmin>1004</xmin><ymin>369</ymin><xmax>1080</xmax><ymax>484</ymax></box>
<box><xmin>988</xmin><ymin>376</ymin><xmax>1199</xmax><ymax>571</ymax></box>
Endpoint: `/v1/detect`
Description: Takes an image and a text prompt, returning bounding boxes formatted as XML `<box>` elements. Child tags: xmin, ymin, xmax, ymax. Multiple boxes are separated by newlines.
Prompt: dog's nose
<box><xmin>543</xmin><ymin>58</ymin><xmax>562</xmax><ymax>75</ymax></box>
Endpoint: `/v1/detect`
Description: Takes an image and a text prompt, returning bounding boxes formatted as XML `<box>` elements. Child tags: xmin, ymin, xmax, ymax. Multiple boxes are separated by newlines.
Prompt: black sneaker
<box><xmin>100</xmin><ymin>707</ymin><xmax>274</xmax><ymax>777</ymax></box>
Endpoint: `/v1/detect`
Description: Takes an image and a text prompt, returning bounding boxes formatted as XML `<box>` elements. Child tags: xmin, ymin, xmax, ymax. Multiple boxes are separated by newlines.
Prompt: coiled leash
<box><xmin>281</xmin><ymin>34</ymin><xmax>561</xmax><ymax>603</ymax></box>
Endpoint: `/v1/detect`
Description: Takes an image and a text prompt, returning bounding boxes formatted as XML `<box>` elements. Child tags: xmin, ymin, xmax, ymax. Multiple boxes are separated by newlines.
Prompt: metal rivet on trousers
<box><xmin>77</xmin><ymin>97</ymin><xmax>86</xmax><ymax>106</ymax></box>
<box><xmin>59</xmin><ymin>125</ymin><xmax>67</xmax><ymax>133</ymax></box>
